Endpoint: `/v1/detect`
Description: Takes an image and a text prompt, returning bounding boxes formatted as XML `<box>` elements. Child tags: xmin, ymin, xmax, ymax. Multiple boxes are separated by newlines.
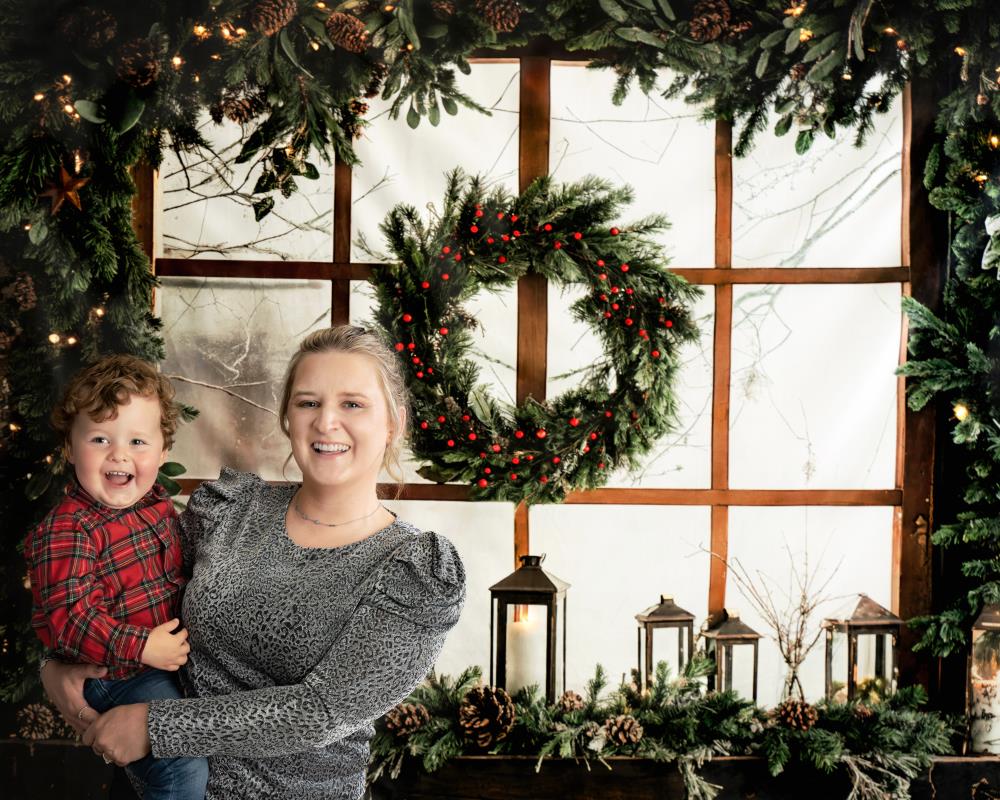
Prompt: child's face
<box><xmin>66</xmin><ymin>393</ymin><xmax>168</xmax><ymax>508</ymax></box>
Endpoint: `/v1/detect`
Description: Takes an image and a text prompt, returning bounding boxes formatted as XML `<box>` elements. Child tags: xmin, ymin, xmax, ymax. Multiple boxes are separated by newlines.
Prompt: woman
<box><xmin>42</xmin><ymin>325</ymin><xmax>467</xmax><ymax>799</ymax></box>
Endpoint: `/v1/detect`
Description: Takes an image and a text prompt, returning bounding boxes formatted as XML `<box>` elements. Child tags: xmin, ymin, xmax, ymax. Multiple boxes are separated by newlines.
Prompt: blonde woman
<box><xmin>42</xmin><ymin>325</ymin><xmax>467</xmax><ymax>800</ymax></box>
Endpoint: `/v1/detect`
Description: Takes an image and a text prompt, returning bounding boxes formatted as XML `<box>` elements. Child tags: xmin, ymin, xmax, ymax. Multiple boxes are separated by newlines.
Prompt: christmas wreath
<box><xmin>363</xmin><ymin>169</ymin><xmax>701</xmax><ymax>504</ymax></box>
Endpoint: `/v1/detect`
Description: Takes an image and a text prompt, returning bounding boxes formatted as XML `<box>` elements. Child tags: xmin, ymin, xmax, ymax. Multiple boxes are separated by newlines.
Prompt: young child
<box><xmin>25</xmin><ymin>354</ymin><xmax>208</xmax><ymax>799</ymax></box>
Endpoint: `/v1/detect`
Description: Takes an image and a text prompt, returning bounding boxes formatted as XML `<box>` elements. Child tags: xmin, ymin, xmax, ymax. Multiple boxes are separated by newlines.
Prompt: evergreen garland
<box><xmin>360</xmin><ymin>168</ymin><xmax>701</xmax><ymax>503</ymax></box>
<box><xmin>368</xmin><ymin>660</ymin><xmax>955</xmax><ymax>800</ymax></box>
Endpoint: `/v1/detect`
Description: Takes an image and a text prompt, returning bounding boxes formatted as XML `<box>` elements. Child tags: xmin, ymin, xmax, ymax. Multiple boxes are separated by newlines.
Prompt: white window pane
<box><xmin>351</xmin><ymin>63</ymin><xmax>519</xmax><ymax>262</ymax></box>
<box><xmin>547</xmin><ymin>285</ymin><xmax>714</xmax><ymax>488</ymax></box>
<box><xmin>732</xmin><ymin>97</ymin><xmax>902</xmax><ymax>267</ymax></box>
<box><xmin>727</xmin><ymin>506</ymin><xmax>894</xmax><ymax>707</ymax></box>
<box><xmin>349</xmin><ymin>280</ymin><xmax>517</xmax><ymax>484</ymax></box>
<box><xmin>382</xmin><ymin>500</ymin><xmax>515</xmax><ymax>681</ymax></box>
<box><xmin>550</xmin><ymin>65</ymin><xmax>715</xmax><ymax>267</ymax></box>
<box><xmin>530</xmin><ymin>504</ymin><xmax>711</xmax><ymax>694</ymax></box>
<box><xmin>158</xmin><ymin>114</ymin><xmax>333</xmax><ymax>261</ymax></box>
<box><xmin>157</xmin><ymin>277</ymin><xmax>330</xmax><ymax>480</ymax></box>
<box><xmin>729</xmin><ymin>283</ymin><xmax>900</xmax><ymax>489</ymax></box>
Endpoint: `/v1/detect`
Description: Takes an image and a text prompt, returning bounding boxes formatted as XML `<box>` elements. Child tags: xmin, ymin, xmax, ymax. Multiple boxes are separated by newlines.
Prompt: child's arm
<box><xmin>27</xmin><ymin>513</ymin><xmax>155</xmax><ymax>667</ymax></box>
<box><xmin>140</xmin><ymin>619</ymin><xmax>190</xmax><ymax>671</ymax></box>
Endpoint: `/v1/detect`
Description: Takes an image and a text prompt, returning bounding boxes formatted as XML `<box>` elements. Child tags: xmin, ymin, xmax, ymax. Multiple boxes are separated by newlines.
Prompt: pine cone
<box><xmin>604</xmin><ymin>714</ymin><xmax>643</xmax><ymax>746</ymax></box>
<box><xmin>789</xmin><ymin>62</ymin><xmax>808</xmax><ymax>81</ymax></box>
<box><xmin>215</xmin><ymin>86</ymin><xmax>268</xmax><ymax>125</ymax></box>
<box><xmin>12</xmin><ymin>273</ymin><xmax>36</xmax><ymax>311</ymax></box>
<box><xmin>475</xmin><ymin>0</ymin><xmax>521</xmax><ymax>33</ymax></box>
<box><xmin>458</xmin><ymin>686</ymin><xmax>515</xmax><ymax>749</ymax></box>
<box><xmin>582</xmin><ymin>720</ymin><xmax>601</xmax><ymax>739</ymax></box>
<box><xmin>689</xmin><ymin>0</ymin><xmax>731</xmax><ymax>43</ymax></box>
<box><xmin>17</xmin><ymin>703</ymin><xmax>56</xmax><ymax>741</ymax></box>
<box><xmin>384</xmin><ymin>702</ymin><xmax>430</xmax><ymax>737</ymax></box>
<box><xmin>326</xmin><ymin>12</ymin><xmax>368</xmax><ymax>53</ymax></box>
<box><xmin>432</xmin><ymin>0</ymin><xmax>457</xmax><ymax>18</ymax></box>
<box><xmin>116</xmin><ymin>38</ymin><xmax>161</xmax><ymax>89</ymax></box>
<box><xmin>726</xmin><ymin>19</ymin><xmax>753</xmax><ymax>40</ymax></box>
<box><xmin>773</xmin><ymin>698</ymin><xmax>819</xmax><ymax>731</ymax></box>
<box><xmin>58</xmin><ymin>7</ymin><xmax>118</xmax><ymax>51</ymax></box>
<box><xmin>854</xmin><ymin>703</ymin><xmax>875</xmax><ymax>721</ymax></box>
<box><xmin>363</xmin><ymin>62</ymin><xmax>388</xmax><ymax>99</ymax></box>
<box><xmin>558</xmin><ymin>690</ymin><xmax>585</xmax><ymax>713</ymax></box>
<box><xmin>250</xmin><ymin>0</ymin><xmax>298</xmax><ymax>37</ymax></box>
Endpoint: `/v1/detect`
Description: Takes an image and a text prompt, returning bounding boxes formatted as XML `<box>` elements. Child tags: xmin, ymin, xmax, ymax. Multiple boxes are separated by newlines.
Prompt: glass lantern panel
<box><xmin>549</xmin><ymin>64</ymin><xmax>716</xmax><ymax>267</ymax></box>
<box><xmin>727</xmin><ymin>643</ymin><xmax>757</xmax><ymax>700</ymax></box>
<box><xmin>155</xmin><ymin>276</ymin><xmax>330</xmax><ymax>480</ymax></box>
<box><xmin>829</xmin><ymin>629</ymin><xmax>849</xmax><ymax>703</ymax></box>
<box><xmin>855</xmin><ymin>632</ymin><xmax>894</xmax><ymax>700</ymax></box>
<box><xmin>649</xmin><ymin>626</ymin><xmax>690</xmax><ymax>680</ymax></box>
<box><xmin>971</xmin><ymin>626</ymin><xmax>1000</xmax><ymax>753</ymax></box>
<box><xmin>500</xmin><ymin>601</ymin><xmax>563</xmax><ymax>698</ymax></box>
<box><xmin>351</xmin><ymin>62</ymin><xmax>520</xmax><ymax>262</ymax></box>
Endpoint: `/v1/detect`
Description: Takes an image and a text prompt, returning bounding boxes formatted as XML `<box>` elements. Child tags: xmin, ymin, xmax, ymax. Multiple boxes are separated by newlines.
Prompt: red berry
<box><xmin>583</xmin><ymin>445</ymin><xmax>590</xmax><ymax>453</ymax></box>
<box><xmin>554</xmin><ymin>241</ymin><xmax>562</xmax><ymax>249</ymax></box>
<box><xmin>498</xmin><ymin>256</ymin><xmax>507</xmax><ymax>264</ymax></box>
<box><xmin>442</xmin><ymin>273</ymin><xmax>450</xmax><ymax>280</ymax></box>
<box><xmin>420</xmin><ymin>421</ymin><xmax>429</xmax><ymax>429</ymax></box>
<box><xmin>598</xmin><ymin>462</ymin><xmax>605</xmax><ymax>469</ymax></box>
<box><xmin>659</xmin><ymin>297</ymin><xmax>666</xmax><ymax>304</ymax></box>
<box><xmin>599</xmin><ymin>294</ymin><xmax>608</xmax><ymax>302</ymax></box>
<box><xmin>539</xmin><ymin>475</ymin><xmax>548</xmax><ymax>484</ymax></box>
<box><xmin>416</xmin><ymin>371</ymin><xmax>424</xmax><ymax>378</ymax></box>
<box><xmin>427</xmin><ymin>368</ymin><xmax>433</xmax><ymax>374</ymax></box>
<box><xmin>497</xmin><ymin>212</ymin><xmax>505</xmax><ymax>219</ymax></box>
<box><xmin>589</xmin><ymin>432</ymin><xmax>598</xmax><ymax>440</ymax></box>
<box><xmin>501</xmin><ymin>234</ymin><xmax>510</xmax><ymax>242</ymax></box>
<box><xmin>611</xmin><ymin>286</ymin><xmax>619</xmax><ymax>293</ymax></box>
<box><xmin>665</xmin><ymin>320</ymin><xmax>673</xmax><ymax>328</ymax></box>
<box><xmin>604</xmin><ymin>311</ymin><xmax>612</xmax><ymax>319</ymax></box>
<box><xmin>447</xmin><ymin>439</ymin><xmax>455</xmax><ymax>447</ymax></box>
<box><xmin>412</xmin><ymin>356</ymin><xmax>421</xmax><ymax>364</ymax></box>
<box><xmin>407</xmin><ymin>343</ymin><xmax>416</xmax><ymax>350</ymax></box>
<box><xmin>492</xmin><ymin>444</ymin><xmax>501</xmax><ymax>452</ymax></box>
<box><xmin>599</xmin><ymin>273</ymin><xmax>607</xmax><ymax>281</ymax></box>
<box><xmin>625</xmin><ymin>318</ymin><xmax>633</xmax><ymax>326</ymax></box>
<box><xmin>402</xmin><ymin>313</ymin><xmax>413</xmax><ymax>323</ymax></box>
<box><xmin>604</xmin><ymin>410</ymin><xmax>612</xmax><ymax>418</ymax></box>
<box><xmin>462</xmin><ymin>414</ymin><xmax>470</xmax><ymax>421</ymax></box>
<box><xmin>552</xmin><ymin>456</ymin><xmax>560</xmax><ymax>464</ymax></box>
<box><xmin>512</xmin><ymin>457</ymin><xmax>520</xmax><ymax>465</ymax></box>
<box><xmin>536</xmin><ymin>429</ymin><xmax>546</xmax><ymax>439</ymax></box>
<box><xmin>470</xmin><ymin>225</ymin><xmax>479</xmax><ymax>233</ymax></box>
<box><xmin>510</xmin><ymin>214</ymin><xmax>518</xmax><ymax>222</ymax></box>
<box><xmin>469</xmin><ymin>432</ymin><xmax>477</xmax><ymax>441</ymax></box>
<box><xmin>573</xmin><ymin>232</ymin><xmax>582</xmax><ymax>240</ymax></box>
<box><xmin>442</xmin><ymin>246</ymin><xmax>451</xmax><ymax>254</ymax></box>
<box><xmin>652</xmin><ymin>350</ymin><xmax>660</xmax><ymax>358</ymax></box>
<box><xmin>526</xmin><ymin>455</ymin><xmax>534</xmax><ymax>461</ymax></box>
<box><xmin>480</xmin><ymin>452</ymin><xmax>487</xmax><ymax>458</ymax></box>
<box><xmin>621</xmin><ymin>264</ymin><xmax>629</xmax><ymax>272</ymax></box>
<box><xmin>569</xmin><ymin>417</ymin><xmax>579</xmax><ymax>427</ymax></box>
<box><xmin>475</xmin><ymin>209</ymin><xmax>484</xmax><ymax>217</ymax></box>
<box><xmin>421</xmin><ymin>281</ymin><xmax>430</xmax><ymax>289</ymax></box>
<box><xmin>440</xmin><ymin>327</ymin><xmax>449</xmax><ymax>335</ymax></box>
<box><xmin>487</xmin><ymin>237</ymin><xmax>495</xmax><ymax>244</ymax></box>
<box><xmin>478</xmin><ymin>478</ymin><xmax>488</xmax><ymax>488</ymax></box>
<box><xmin>612</xmin><ymin>303</ymin><xmax>619</xmax><ymax>311</ymax></box>
<box><xmin>454</xmin><ymin>253</ymin><xmax>462</xmax><ymax>261</ymax></box>
<box><xmin>510</xmin><ymin>473</ymin><xmax>518</xmax><ymax>480</ymax></box>
<box><xmin>437</xmin><ymin>415</ymin><xmax>446</xmax><ymax>423</ymax></box>
<box><xmin>513</xmin><ymin>230</ymin><xmax>521</xmax><ymax>237</ymax></box>
<box><xmin>484</xmin><ymin>467</ymin><xmax>492</xmax><ymax>474</ymax></box>
<box><xmin>597</xmin><ymin>259</ymin><xmax>606</xmax><ymax>267</ymax></box>
<box><xmin>514</xmin><ymin>430</ymin><xmax>524</xmax><ymax>439</ymax></box>
<box><xmin>544</xmin><ymin>223</ymin><xmax>552</xmax><ymax>232</ymax></box>
<box><xmin>610</xmin><ymin>227</ymin><xmax>620</xmax><ymax>235</ymax></box>
<box><xmin>395</xmin><ymin>342</ymin><xmax>404</xmax><ymax>351</ymax></box>
<box><xmin>625</xmin><ymin>288</ymin><xmax>634</xmax><ymax>295</ymax></box>
<box><xmin>639</xmin><ymin>329</ymin><xmax>648</xmax><ymax>338</ymax></box>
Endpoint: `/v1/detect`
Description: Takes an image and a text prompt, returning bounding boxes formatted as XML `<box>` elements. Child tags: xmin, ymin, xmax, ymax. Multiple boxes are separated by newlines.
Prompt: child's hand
<box><xmin>139</xmin><ymin>618</ymin><xmax>190</xmax><ymax>671</ymax></box>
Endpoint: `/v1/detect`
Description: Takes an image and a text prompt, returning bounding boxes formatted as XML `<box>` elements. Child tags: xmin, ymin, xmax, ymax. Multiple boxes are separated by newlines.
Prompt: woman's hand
<box><xmin>40</xmin><ymin>660</ymin><xmax>107</xmax><ymax>733</ymax></box>
<box><xmin>82</xmin><ymin>703</ymin><xmax>151</xmax><ymax>766</ymax></box>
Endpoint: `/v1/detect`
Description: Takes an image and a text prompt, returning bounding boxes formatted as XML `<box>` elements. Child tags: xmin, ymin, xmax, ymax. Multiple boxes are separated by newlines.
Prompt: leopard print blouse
<box><xmin>145</xmin><ymin>468</ymin><xmax>466</xmax><ymax>799</ymax></box>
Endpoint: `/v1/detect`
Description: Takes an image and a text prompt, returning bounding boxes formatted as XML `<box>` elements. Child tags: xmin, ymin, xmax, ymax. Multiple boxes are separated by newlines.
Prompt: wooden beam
<box><xmin>155</xmin><ymin>258</ymin><xmax>378</xmax><ymax>281</ymax></box>
<box><xmin>672</xmin><ymin>267</ymin><xmax>910</xmax><ymax>284</ymax></box>
<box><xmin>131</xmin><ymin>161</ymin><xmax>157</xmax><ymax>266</ymax></box>
<box><xmin>332</xmin><ymin>156</ymin><xmax>353</xmax><ymax>326</ymax></box>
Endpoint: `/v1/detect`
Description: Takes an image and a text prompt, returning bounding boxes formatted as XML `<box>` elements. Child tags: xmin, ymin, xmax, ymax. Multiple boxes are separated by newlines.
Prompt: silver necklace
<box><xmin>292</xmin><ymin>497</ymin><xmax>385</xmax><ymax>528</ymax></box>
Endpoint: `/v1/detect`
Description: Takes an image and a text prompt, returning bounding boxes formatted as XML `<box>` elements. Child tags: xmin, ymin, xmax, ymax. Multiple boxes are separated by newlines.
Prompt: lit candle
<box><xmin>505</xmin><ymin>606</ymin><xmax>546</xmax><ymax>696</ymax></box>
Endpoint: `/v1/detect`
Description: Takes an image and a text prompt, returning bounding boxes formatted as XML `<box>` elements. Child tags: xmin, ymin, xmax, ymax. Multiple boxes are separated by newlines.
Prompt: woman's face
<box><xmin>285</xmin><ymin>351</ymin><xmax>399</xmax><ymax>493</ymax></box>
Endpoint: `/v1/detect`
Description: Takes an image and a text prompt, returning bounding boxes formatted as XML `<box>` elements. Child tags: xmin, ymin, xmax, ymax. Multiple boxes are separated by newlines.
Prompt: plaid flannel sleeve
<box><xmin>27</xmin><ymin>512</ymin><xmax>150</xmax><ymax>667</ymax></box>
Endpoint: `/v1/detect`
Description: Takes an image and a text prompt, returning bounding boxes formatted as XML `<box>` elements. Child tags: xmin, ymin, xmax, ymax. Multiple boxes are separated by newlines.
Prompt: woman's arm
<box><xmin>40</xmin><ymin>659</ymin><xmax>107</xmax><ymax>733</ymax></box>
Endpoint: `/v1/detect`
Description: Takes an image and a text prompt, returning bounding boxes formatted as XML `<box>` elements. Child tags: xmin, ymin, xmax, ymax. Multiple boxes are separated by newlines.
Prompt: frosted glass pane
<box><xmin>351</xmin><ymin>63</ymin><xmax>519</xmax><ymax>262</ymax></box>
<box><xmin>732</xmin><ymin>98</ymin><xmax>902</xmax><ymax>267</ymax></box>
<box><xmin>157</xmin><ymin>277</ymin><xmax>330</xmax><ymax>480</ymax></box>
<box><xmin>381</xmin><ymin>500</ymin><xmax>515</xmax><ymax>681</ymax></box>
<box><xmin>349</xmin><ymin>279</ymin><xmax>517</xmax><ymax>484</ymax></box>
<box><xmin>158</xmin><ymin>114</ymin><xmax>333</xmax><ymax>261</ymax></box>
<box><xmin>546</xmin><ymin>284</ymin><xmax>714</xmax><ymax>488</ymax></box>
<box><xmin>550</xmin><ymin>65</ymin><xmax>715</xmax><ymax>267</ymax></box>
<box><xmin>729</xmin><ymin>284</ymin><xmax>900</xmax><ymax>489</ymax></box>
<box><xmin>727</xmin><ymin>506</ymin><xmax>894</xmax><ymax>707</ymax></box>
<box><xmin>530</xmin><ymin>504</ymin><xmax>711</xmax><ymax>694</ymax></box>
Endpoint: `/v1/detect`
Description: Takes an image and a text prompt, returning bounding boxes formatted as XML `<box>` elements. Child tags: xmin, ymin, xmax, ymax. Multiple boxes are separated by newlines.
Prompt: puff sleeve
<box><xmin>147</xmin><ymin>530</ymin><xmax>466</xmax><ymax>758</ymax></box>
<box><xmin>178</xmin><ymin>467</ymin><xmax>260</xmax><ymax>574</ymax></box>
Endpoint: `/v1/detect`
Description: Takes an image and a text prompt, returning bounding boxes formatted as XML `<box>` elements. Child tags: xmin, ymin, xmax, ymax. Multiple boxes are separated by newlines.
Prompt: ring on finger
<box><xmin>102</xmin><ymin>754</ymin><xmax>112</xmax><ymax>764</ymax></box>
<box><xmin>77</xmin><ymin>705</ymin><xmax>91</xmax><ymax>720</ymax></box>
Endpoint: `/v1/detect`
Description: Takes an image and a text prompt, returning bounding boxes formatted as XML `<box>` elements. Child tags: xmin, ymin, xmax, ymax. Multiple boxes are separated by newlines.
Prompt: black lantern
<box><xmin>635</xmin><ymin>594</ymin><xmax>695</xmax><ymax>689</ymax></box>
<box><xmin>702</xmin><ymin>609</ymin><xmax>761</xmax><ymax>701</ymax></box>
<box><xmin>489</xmin><ymin>554</ymin><xmax>569</xmax><ymax>703</ymax></box>
<box><xmin>968</xmin><ymin>604</ymin><xmax>1000</xmax><ymax>753</ymax></box>
<box><xmin>823</xmin><ymin>594</ymin><xmax>902</xmax><ymax>703</ymax></box>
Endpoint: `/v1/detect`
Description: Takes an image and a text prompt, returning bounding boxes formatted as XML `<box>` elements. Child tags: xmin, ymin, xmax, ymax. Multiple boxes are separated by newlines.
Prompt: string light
<box><xmin>62</xmin><ymin>74</ymin><xmax>72</xmax><ymax>84</ymax></box>
<box><xmin>63</xmin><ymin>103</ymin><xmax>74</xmax><ymax>114</ymax></box>
<box><xmin>22</xmin><ymin>223</ymin><xmax>31</xmax><ymax>231</ymax></box>
<box><xmin>44</xmin><ymin>454</ymin><xmax>53</xmax><ymax>464</ymax></box>
<box><xmin>384</xmin><ymin>4</ymin><xmax>396</xmax><ymax>10</ymax></box>
<box><xmin>990</xmin><ymin>134</ymin><xmax>999</xmax><ymax>149</ymax></box>
<box><xmin>66</xmin><ymin>336</ymin><xmax>78</xmax><ymax>345</ymax></box>
<box><xmin>842</xmin><ymin>66</ymin><xmax>853</xmax><ymax>80</ymax></box>
<box><xmin>8</xmin><ymin>422</ymin><xmax>20</xmax><ymax>432</ymax></box>
<box><xmin>974</xmin><ymin>172</ymin><xmax>990</xmax><ymax>184</ymax></box>
<box><xmin>193</xmin><ymin>73</ymin><xmax>201</xmax><ymax>83</ymax></box>
<box><xmin>799</xmin><ymin>29</ymin><xmax>813</xmax><ymax>43</ymax></box>
<box><xmin>954</xmin><ymin>403</ymin><xmax>970</xmax><ymax>421</ymax></box>
<box><xmin>210</xmin><ymin>53</ymin><xmax>221</xmax><ymax>61</ymax></box>
<box><xmin>94</xmin><ymin>306</ymin><xmax>105</xmax><ymax>317</ymax></box>
<box><xmin>220</xmin><ymin>23</ymin><xmax>232</xmax><ymax>39</ymax></box>
<box><xmin>33</xmin><ymin>92</ymin><xmax>44</xmax><ymax>101</ymax></box>
<box><xmin>896</xmin><ymin>39</ymin><xmax>907</xmax><ymax>50</ymax></box>
<box><xmin>235</xmin><ymin>27</ymin><xmax>247</xmax><ymax>36</ymax></box>
<box><xmin>310</xmin><ymin>40</ymin><xmax>320</xmax><ymax>50</ymax></box>
<box><xmin>955</xmin><ymin>46</ymin><xmax>967</xmax><ymax>57</ymax></box>
<box><xmin>193</xmin><ymin>24</ymin><xmax>209</xmax><ymax>39</ymax></box>
<box><xmin>316</xmin><ymin>1</ymin><xmax>327</xmax><ymax>7</ymax></box>
<box><xmin>406</xmin><ymin>42</ymin><xmax>414</xmax><ymax>50</ymax></box>
<box><xmin>48</xmin><ymin>333</ymin><xmax>60</xmax><ymax>344</ymax></box>
<box><xmin>784</xmin><ymin>1</ymin><xmax>806</xmax><ymax>17</ymax></box>
<box><xmin>883</xmin><ymin>27</ymin><xmax>897</xmax><ymax>35</ymax></box>
<box><xmin>172</xmin><ymin>55</ymin><xmax>183</xmax><ymax>68</ymax></box>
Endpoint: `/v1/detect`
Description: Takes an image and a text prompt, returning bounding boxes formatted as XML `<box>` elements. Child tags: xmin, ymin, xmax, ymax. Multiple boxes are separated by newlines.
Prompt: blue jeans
<box><xmin>84</xmin><ymin>669</ymin><xmax>208</xmax><ymax>800</ymax></box>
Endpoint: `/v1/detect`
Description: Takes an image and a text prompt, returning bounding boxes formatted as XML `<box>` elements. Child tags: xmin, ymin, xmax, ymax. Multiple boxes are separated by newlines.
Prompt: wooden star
<box><xmin>40</xmin><ymin>165</ymin><xmax>90</xmax><ymax>215</ymax></box>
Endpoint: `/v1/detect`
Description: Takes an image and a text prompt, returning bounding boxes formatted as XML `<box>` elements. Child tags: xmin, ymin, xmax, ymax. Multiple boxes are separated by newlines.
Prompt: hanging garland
<box><xmin>364</xmin><ymin>169</ymin><xmax>700</xmax><ymax>504</ymax></box>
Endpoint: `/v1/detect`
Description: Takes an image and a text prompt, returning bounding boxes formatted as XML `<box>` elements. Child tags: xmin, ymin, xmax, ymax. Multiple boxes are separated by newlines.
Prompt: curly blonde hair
<box><xmin>278</xmin><ymin>326</ymin><xmax>410</xmax><ymax>496</ymax></box>
<box><xmin>51</xmin><ymin>354</ymin><xmax>179</xmax><ymax>449</ymax></box>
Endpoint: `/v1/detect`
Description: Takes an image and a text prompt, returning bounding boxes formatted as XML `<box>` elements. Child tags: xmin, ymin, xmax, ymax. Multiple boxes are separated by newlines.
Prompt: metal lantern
<box><xmin>823</xmin><ymin>594</ymin><xmax>902</xmax><ymax>703</ymax></box>
<box><xmin>489</xmin><ymin>554</ymin><xmax>569</xmax><ymax>704</ymax></box>
<box><xmin>702</xmin><ymin>608</ymin><xmax>761</xmax><ymax>701</ymax></box>
<box><xmin>968</xmin><ymin>604</ymin><xmax>1000</xmax><ymax>754</ymax></box>
<box><xmin>635</xmin><ymin>594</ymin><xmax>695</xmax><ymax>689</ymax></box>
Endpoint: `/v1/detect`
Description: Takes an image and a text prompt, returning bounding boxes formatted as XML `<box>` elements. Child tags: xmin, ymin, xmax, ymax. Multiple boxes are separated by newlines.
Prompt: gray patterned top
<box><xmin>145</xmin><ymin>468</ymin><xmax>466</xmax><ymax>800</ymax></box>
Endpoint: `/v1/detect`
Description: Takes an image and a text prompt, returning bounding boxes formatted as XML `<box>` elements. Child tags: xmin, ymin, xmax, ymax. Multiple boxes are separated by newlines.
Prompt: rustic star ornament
<box><xmin>40</xmin><ymin>165</ymin><xmax>90</xmax><ymax>214</ymax></box>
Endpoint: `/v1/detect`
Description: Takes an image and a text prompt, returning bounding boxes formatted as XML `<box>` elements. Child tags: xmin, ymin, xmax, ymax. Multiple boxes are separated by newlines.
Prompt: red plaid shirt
<box><xmin>25</xmin><ymin>480</ymin><xmax>186</xmax><ymax>680</ymax></box>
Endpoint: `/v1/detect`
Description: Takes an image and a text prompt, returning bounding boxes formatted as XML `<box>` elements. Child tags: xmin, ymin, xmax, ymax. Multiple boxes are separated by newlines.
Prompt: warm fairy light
<box><xmin>896</xmin><ymin>39</ymin><xmax>907</xmax><ymax>50</ymax></box>
<box><xmin>22</xmin><ymin>223</ymin><xmax>31</xmax><ymax>231</ymax></box>
<box><xmin>63</xmin><ymin>103</ymin><xmax>74</xmax><ymax>114</ymax></box>
<box><xmin>193</xmin><ymin>24</ymin><xmax>207</xmax><ymax>36</ymax></box>
<box><xmin>842</xmin><ymin>67</ymin><xmax>853</xmax><ymax>80</ymax></box>
<box><xmin>66</xmin><ymin>336</ymin><xmax>78</xmax><ymax>345</ymax></box>
<box><xmin>310</xmin><ymin>40</ymin><xmax>320</xmax><ymax>50</ymax></box>
<box><xmin>8</xmin><ymin>422</ymin><xmax>20</xmax><ymax>432</ymax></box>
<box><xmin>73</xmin><ymin>150</ymin><xmax>83</xmax><ymax>173</ymax></box>
<box><xmin>193</xmin><ymin>73</ymin><xmax>201</xmax><ymax>82</ymax></box>
<box><xmin>94</xmin><ymin>307</ymin><xmax>105</xmax><ymax>317</ymax></box>
<box><xmin>883</xmin><ymin>26</ymin><xmax>897</xmax><ymax>35</ymax></box>
<box><xmin>316</xmin><ymin>1</ymin><xmax>326</xmax><ymax>7</ymax></box>
<box><xmin>955</xmin><ymin>46</ymin><xmax>967</xmax><ymax>57</ymax></box>
<box><xmin>954</xmin><ymin>403</ymin><xmax>970</xmax><ymax>421</ymax></box>
<box><xmin>975</xmin><ymin>172</ymin><xmax>990</xmax><ymax>184</ymax></box>
<box><xmin>45</xmin><ymin>454</ymin><xmax>53</xmax><ymax>464</ymax></box>
<box><xmin>799</xmin><ymin>28</ymin><xmax>813</xmax><ymax>42</ymax></box>
<box><xmin>172</xmin><ymin>55</ymin><xmax>183</xmax><ymax>67</ymax></box>
<box><xmin>235</xmin><ymin>27</ymin><xmax>247</xmax><ymax>36</ymax></box>
<box><xmin>48</xmin><ymin>333</ymin><xmax>60</xmax><ymax>344</ymax></box>
<box><xmin>784</xmin><ymin>1</ymin><xmax>806</xmax><ymax>17</ymax></box>
<box><xmin>210</xmin><ymin>53</ymin><xmax>221</xmax><ymax>60</ymax></box>
<box><xmin>384</xmin><ymin>4</ymin><xmax>396</xmax><ymax>10</ymax></box>
<box><xmin>62</xmin><ymin>74</ymin><xmax>72</xmax><ymax>84</ymax></box>
<box><xmin>990</xmin><ymin>134</ymin><xmax>1000</xmax><ymax>148</ymax></box>
<box><xmin>33</xmin><ymin>92</ymin><xmax>44</xmax><ymax>101</ymax></box>
<box><xmin>220</xmin><ymin>24</ymin><xmax>232</xmax><ymax>39</ymax></box>
<box><xmin>406</xmin><ymin>42</ymin><xmax>414</xmax><ymax>50</ymax></box>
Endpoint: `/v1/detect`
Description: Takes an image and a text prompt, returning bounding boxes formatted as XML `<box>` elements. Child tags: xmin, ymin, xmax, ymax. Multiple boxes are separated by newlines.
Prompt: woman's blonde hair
<box><xmin>278</xmin><ymin>325</ymin><xmax>410</xmax><ymax>497</ymax></box>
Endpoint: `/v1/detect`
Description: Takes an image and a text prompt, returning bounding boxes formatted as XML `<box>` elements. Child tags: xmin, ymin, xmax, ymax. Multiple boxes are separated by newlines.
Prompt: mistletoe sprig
<box><xmin>368</xmin><ymin>660</ymin><xmax>955</xmax><ymax>800</ymax></box>
<box><xmin>360</xmin><ymin>168</ymin><xmax>701</xmax><ymax>504</ymax></box>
